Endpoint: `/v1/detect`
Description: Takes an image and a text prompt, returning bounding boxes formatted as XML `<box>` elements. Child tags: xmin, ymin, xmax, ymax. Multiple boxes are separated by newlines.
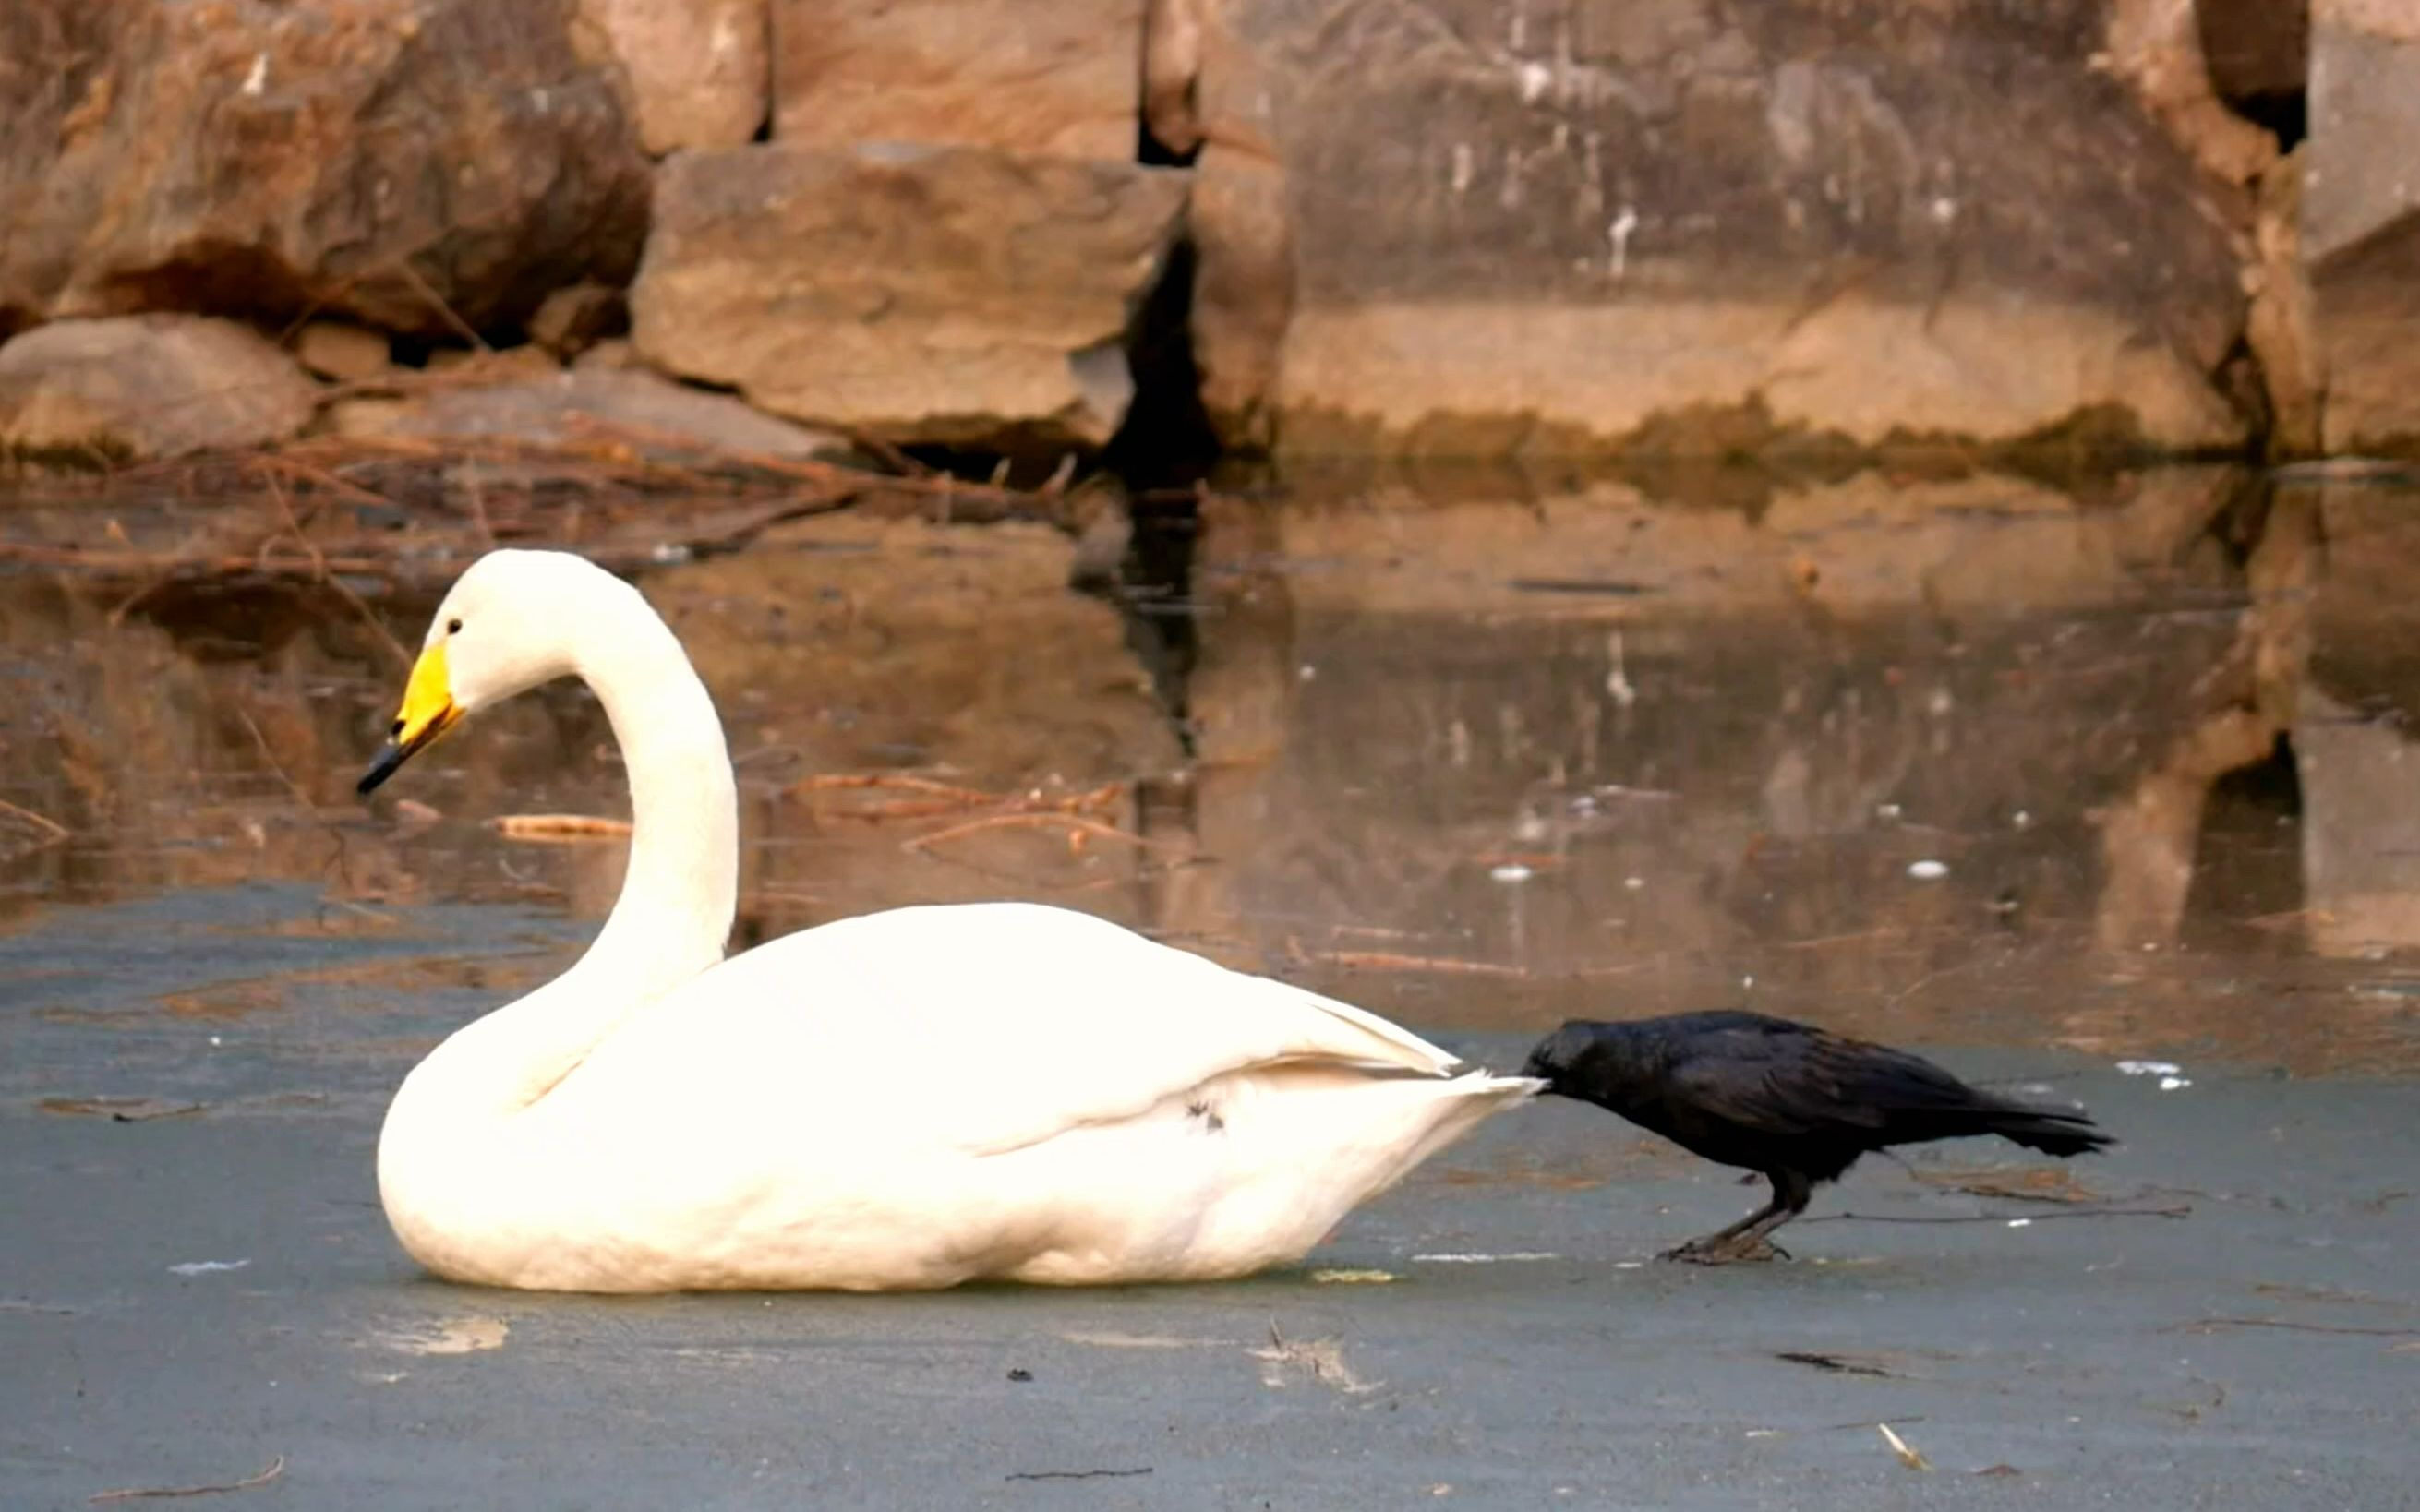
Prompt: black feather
<box><xmin>1523</xmin><ymin>1010</ymin><xmax>2115</xmax><ymax>1261</ymax></box>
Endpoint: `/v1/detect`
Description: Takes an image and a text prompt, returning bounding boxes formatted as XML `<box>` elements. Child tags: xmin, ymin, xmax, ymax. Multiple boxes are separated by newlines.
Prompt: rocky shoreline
<box><xmin>0</xmin><ymin>0</ymin><xmax>2407</xmax><ymax>475</ymax></box>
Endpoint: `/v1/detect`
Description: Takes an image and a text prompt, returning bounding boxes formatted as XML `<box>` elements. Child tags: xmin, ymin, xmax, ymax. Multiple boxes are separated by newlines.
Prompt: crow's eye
<box><xmin>447</xmin><ymin>618</ymin><xmax>464</xmax><ymax>635</ymax></box>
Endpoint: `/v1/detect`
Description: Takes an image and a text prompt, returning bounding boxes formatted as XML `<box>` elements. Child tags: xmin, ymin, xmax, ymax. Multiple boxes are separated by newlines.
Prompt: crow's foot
<box><xmin>1660</xmin><ymin>1235</ymin><xmax>1790</xmax><ymax>1265</ymax></box>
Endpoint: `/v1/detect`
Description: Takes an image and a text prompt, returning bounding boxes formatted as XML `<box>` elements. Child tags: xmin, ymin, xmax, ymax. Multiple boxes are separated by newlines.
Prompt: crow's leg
<box><xmin>1663</xmin><ymin>1169</ymin><xmax>1814</xmax><ymax>1265</ymax></box>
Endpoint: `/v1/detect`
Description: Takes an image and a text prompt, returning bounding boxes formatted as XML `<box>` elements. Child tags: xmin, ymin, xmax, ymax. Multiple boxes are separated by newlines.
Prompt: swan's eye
<box><xmin>447</xmin><ymin>618</ymin><xmax>464</xmax><ymax>635</ymax></box>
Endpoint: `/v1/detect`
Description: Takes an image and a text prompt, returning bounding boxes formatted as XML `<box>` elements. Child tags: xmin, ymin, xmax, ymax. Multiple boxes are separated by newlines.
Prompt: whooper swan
<box><xmin>356</xmin><ymin>549</ymin><xmax>1538</xmax><ymax>1291</ymax></box>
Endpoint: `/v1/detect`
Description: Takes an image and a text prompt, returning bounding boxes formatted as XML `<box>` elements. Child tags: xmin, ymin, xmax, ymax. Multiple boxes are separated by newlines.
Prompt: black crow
<box><xmin>1523</xmin><ymin>1011</ymin><xmax>2115</xmax><ymax>1263</ymax></box>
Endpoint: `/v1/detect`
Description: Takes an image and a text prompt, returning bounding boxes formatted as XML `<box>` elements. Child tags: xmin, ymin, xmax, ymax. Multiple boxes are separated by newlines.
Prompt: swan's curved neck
<box><xmin>571</xmin><ymin>611</ymin><xmax>739</xmax><ymax>994</ymax></box>
<box><xmin>398</xmin><ymin>585</ymin><xmax>737</xmax><ymax>1127</ymax></box>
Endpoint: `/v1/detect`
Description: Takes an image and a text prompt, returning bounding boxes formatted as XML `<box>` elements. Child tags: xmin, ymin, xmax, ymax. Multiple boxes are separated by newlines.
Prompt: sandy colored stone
<box><xmin>2306</xmin><ymin>3</ymin><xmax>2420</xmax><ymax>452</ymax></box>
<box><xmin>772</xmin><ymin>0</ymin><xmax>1140</xmax><ymax>160</ymax></box>
<box><xmin>425</xmin><ymin>345</ymin><xmax>561</xmax><ymax>380</ymax></box>
<box><xmin>0</xmin><ymin>315</ymin><xmax>319</xmax><ymax>460</ymax></box>
<box><xmin>1188</xmin><ymin>0</ymin><xmax>2250</xmax><ymax>457</ymax></box>
<box><xmin>325</xmin><ymin>397</ymin><xmax>417</xmax><ymax>438</ymax></box>
<box><xmin>1271</xmin><ymin>294</ymin><xmax>2241</xmax><ymax>457</ymax></box>
<box><xmin>580</xmin><ymin>0</ymin><xmax>766</xmax><ymax>152</ymax></box>
<box><xmin>292</xmin><ymin>322</ymin><xmax>393</xmax><ymax>384</ymax></box>
<box><xmin>1143</xmin><ymin>0</ymin><xmax>1203</xmax><ymax>156</ymax></box>
<box><xmin>346</xmin><ymin>367</ymin><xmax>841</xmax><ymax>458</ymax></box>
<box><xmin>1189</xmin><ymin>150</ymin><xmax>1290</xmax><ymax>450</ymax></box>
<box><xmin>631</xmin><ymin>144</ymin><xmax>1187</xmax><ymax>450</ymax></box>
<box><xmin>572</xmin><ymin>339</ymin><xmax>637</xmax><ymax>372</ymax></box>
<box><xmin>2320</xmin><ymin>0</ymin><xmax>2420</xmax><ymax>44</ymax></box>
<box><xmin>526</xmin><ymin>282</ymin><xmax>628</xmax><ymax>357</ymax></box>
<box><xmin>2246</xmin><ymin>150</ymin><xmax>2322</xmax><ymax>457</ymax></box>
<box><xmin>2104</xmin><ymin>0</ymin><xmax>2278</xmax><ymax>188</ymax></box>
<box><xmin>0</xmin><ymin>0</ymin><xmax>650</xmax><ymax>340</ymax></box>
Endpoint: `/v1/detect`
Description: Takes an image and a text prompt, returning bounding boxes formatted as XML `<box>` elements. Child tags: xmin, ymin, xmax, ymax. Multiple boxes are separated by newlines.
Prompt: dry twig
<box><xmin>89</xmin><ymin>1455</ymin><xmax>285</xmax><ymax>1504</ymax></box>
<box><xmin>905</xmin><ymin>811</ymin><xmax>1160</xmax><ymax>854</ymax></box>
<box><xmin>492</xmin><ymin>814</ymin><xmax>635</xmax><ymax>842</ymax></box>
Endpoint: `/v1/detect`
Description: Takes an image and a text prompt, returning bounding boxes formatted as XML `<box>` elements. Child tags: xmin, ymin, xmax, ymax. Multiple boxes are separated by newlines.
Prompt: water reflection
<box><xmin>3</xmin><ymin>465</ymin><xmax>2417</xmax><ymax>1074</ymax></box>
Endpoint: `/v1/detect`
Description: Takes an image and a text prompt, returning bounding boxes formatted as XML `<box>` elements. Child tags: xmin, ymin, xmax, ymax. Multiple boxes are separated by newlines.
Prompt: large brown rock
<box><xmin>338</xmin><ymin>367</ymin><xmax>842</xmax><ymax>459</ymax></box>
<box><xmin>0</xmin><ymin>316</ymin><xmax>319</xmax><ymax>462</ymax></box>
<box><xmin>2246</xmin><ymin>150</ymin><xmax>2322</xmax><ymax>457</ymax></box>
<box><xmin>630</xmin><ymin>145</ymin><xmax>1189</xmax><ymax>450</ymax></box>
<box><xmin>580</xmin><ymin>0</ymin><xmax>767</xmax><ymax>152</ymax></box>
<box><xmin>2306</xmin><ymin>0</ymin><xmax>2420</xmax><ymax>453</ymax></box>
<box><xmin>0</xmin><ymin>0</ymin><xmax>651</xmax><ymax>342</ymax></box>
<box><xmin>2105</xmin><ymin>0</ymin><xmax>2278</xmax><ymax>188</ymax></box>
<box><xmin>1187</xmin><ymin>0</ymin><xmax>2252</xmax><ymax>457</ymax></box>
<box><xmin>772</xmin><ymin>0</ymin><xmax>1140</xmax><ymax>160</ymax></box>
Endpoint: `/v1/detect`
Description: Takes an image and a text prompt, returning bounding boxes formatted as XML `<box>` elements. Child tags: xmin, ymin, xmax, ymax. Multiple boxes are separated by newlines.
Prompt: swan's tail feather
<box><xmin>1168</xmin><ymin>1067</ymin><xmax>1541</xmax><ymax>1278</ymax></box>
<box><xmin>1280</xmin><ymin>983</ymin><xmax>1471</xmax><ymax>1075</ymax></box>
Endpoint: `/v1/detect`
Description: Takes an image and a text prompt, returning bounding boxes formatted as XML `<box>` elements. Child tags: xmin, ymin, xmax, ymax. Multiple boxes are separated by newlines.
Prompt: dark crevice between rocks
<box><xmin>95</xmin><ymin>249</ymin><xmax>313</xmax><ymax>330</ymax></box>
<box><xmin>1138</xmin><ymin>124</ymin><xmax>1201</xmax><ymax>170</ymax></box>
<box><xmin>1086</xmin><ymin>234</ymin><xmax>1218</xmax><ymax>756</ymax></box>
<box><xmin>2200</xmin><ymin>0</ymin><xmax>2307</xmax><ymax>150</ymax></box>
<box><xmin>2184</xmin><ymin>729</ymin><xmax>2304</xmax><ymax>942</ymax></box>
<box><xmin>2203</xmin><ymin>466</ymin><xmax>2278</xmax><ymax>576</ymax></box>
<box><xmin>2229</xmin><ymin>90</ymin><xmax>2306</xmax><ymax>150</ymax></box>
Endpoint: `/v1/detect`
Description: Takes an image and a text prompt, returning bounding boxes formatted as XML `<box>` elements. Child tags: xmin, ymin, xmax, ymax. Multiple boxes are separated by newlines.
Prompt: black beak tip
<box><xmin>357</xmin><ymin>742</ymin><xmax>407</xmax><ymax>797</ymax></box>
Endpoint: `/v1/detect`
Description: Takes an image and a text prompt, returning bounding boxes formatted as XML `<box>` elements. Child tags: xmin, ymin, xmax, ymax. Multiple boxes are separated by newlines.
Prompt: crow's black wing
<box><xmin>1659</xmin><ymin>1022</ymin><xmax>1998</xmax><ymax>1135</ymax></box>
<box><xmin>1654</xmin><ymin>1019</ymin><xmax>1894</xmax><ymax>1138</ymax></box>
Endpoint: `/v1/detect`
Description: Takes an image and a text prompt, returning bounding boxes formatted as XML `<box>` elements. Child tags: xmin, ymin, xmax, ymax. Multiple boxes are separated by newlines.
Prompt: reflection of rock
<box><xmin>1185</xmin><ymin>0</ymin><xmax>2248</xmax><ymax>455</ymax></box>
<box><xmin>0</xmin><ymin>0</ymin><xmax>651</xmax><ymax>339</ymax></box>
<box><xmin>771</xmin><ymin>0</ymin><xmax>1140</xmax><ymax>160</ymax></box>
<box><xmin>630</xmin><ymin>145</ymin><xmax>1188</xmax><ymax>450</ymax></box>
<box><xmin>651</xmin><ymin>516</ymin><xmax>1185</xmax><ymax>937</ymax></box>
<box><xmin>2094</xmin><ymin>488</ymin><xmax>2315</xmax><ymax>950</ymax></box>
<box><xmin>651</xmin><ymin>516</ymin><xmax>1181</xmax><ymax>785</ymax></box>
<box><xmin>1265</xmin><ymin>468</ymin><xmax>2239</xmax><ymax>620</ymax></box>
<box><xmin>0</xmin><ymin>316</ymin><xmax>319</xmax><ymax>462</ymax></box>
<box><xmin>2296</xmin><ymin>690</ymin><xmax>2420</xmax><ymax>955</ymax></box>
<box><xmin>2306</xmin><ymin>1</ymin><xmax>2420</xmax><ymax>453</ymax></box>
<box><xmin>2294</xmin><ymin>477</ymin><xmax>2420</xmax><ymax>954</ymax></box>
<box><xmin>1149</xmin><ymin>496</ymin><xmax>1296</xmax><ymax>956</ymax></box>
<box><xmin>0</xmin><ymin>521</ymin><xmax>1184</xmax><ymax>933</ymax></box>
<box><xmin>1172</xmin><ymin>469</ymin><xmax>2261</xmax><ymax>1040</ymax></box>
<box><xmin>580</xmin><ymin>0</ymin><xmax>767</xmax><ymax>154</ymax></box>
<box><xmin>334</xmin><ymin>368</ymin><xmax>843</xmax><ymax>461</ymax></box>
<box><xmin>2307</xmin><ymin>481</ymin><xmax>2420</xmax><ymax>725</ymax></box>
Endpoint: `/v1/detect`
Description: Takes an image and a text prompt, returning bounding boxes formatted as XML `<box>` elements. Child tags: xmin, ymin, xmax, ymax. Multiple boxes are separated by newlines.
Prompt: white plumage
<box><xmin>365</xmin><ymin>550</ymin><xmax>1538</xmax><ymax>1292</ymax></box>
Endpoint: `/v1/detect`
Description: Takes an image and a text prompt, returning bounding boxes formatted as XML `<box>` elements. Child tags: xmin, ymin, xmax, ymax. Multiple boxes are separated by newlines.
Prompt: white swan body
<box><xmin>364</xmin><ymin>549</ymin><xmax>1538</xmax><ymax>1292</ymax></box>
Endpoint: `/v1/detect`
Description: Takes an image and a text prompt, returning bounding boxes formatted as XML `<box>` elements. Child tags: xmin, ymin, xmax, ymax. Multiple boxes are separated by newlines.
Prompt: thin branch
<box><xmin>389</xmin><ymin>257</ymin><xmax>488</xmax><ymax>351</ymax></box>
<box><xmin>261</xmin><ymin>471</ymin><xmax>412</xmax><ymax>670</ymax></box>
<box><xmin>89</xmin><ymin>1455</ymin><xmax>285</xmax><ymax>1503</ymax></box>
<box><xmin>0</xmin><ymin>796</ymin><xmax>70</xmax><ymax>841</ymax></box>
<box><xmin>2158</xmin><ymin>1317</ymin><xmax>2420</xmax><ymax>1338</ymax></box>
<box><xmin>1291</xmin><ymin>946</ymin><xmax>1529</xmax><ymax>978</ymax></box>
<box><xmin>1800</xmin><ymin>1204</ymin><xmax>2191</xmax><ymax>1225</ymax></box>
<box><xmin>904</xmin><ymin>812</ymin><xmax>1162</xmax><ymax>853</ymax></box>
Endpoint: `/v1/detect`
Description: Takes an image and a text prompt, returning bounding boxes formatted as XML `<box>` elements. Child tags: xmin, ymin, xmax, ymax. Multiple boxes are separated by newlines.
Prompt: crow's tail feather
<box><xmin>1987</xmin><ymin>1107</ymin><xmax>2114</xmax><ymax>1158</ymax></box>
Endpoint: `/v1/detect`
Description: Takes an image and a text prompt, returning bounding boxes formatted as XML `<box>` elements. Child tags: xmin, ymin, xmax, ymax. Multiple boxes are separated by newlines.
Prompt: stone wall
<box><xmin>0</xmin><ymin>0</ymin><xmax>2401</xmax><ymax>469</ymax></box>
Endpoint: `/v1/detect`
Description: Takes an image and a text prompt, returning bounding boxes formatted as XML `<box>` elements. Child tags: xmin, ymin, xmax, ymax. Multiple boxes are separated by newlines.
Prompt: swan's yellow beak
<box><xmin>358</xmin><ymin>642</ymin><xmax>463</xmax><ymax>795</ymax></box>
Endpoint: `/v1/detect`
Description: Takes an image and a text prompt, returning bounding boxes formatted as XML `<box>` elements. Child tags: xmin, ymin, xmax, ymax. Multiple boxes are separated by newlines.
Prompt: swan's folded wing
<box><xmin>580</xmin><ymin>902</ymin><xmax>1467</xmax><ymax>1157</ymax></box>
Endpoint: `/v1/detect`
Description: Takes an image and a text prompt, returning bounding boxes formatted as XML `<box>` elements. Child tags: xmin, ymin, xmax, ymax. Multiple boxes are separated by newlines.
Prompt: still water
<box><xmin>2</xmin><ymin>461</ymin><xmax>2416</xmax><ymax>1078</ymax></box>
